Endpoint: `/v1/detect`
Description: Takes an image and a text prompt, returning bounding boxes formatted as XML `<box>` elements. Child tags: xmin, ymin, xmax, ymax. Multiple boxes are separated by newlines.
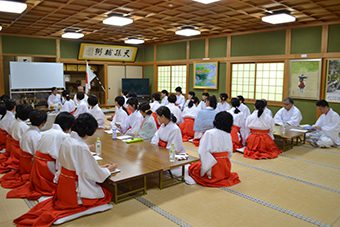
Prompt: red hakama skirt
<box><xmin>231</xmin><ymin>125</ymin><xmax>243</xmax><ymax>152</ymax></box>
<box><xmin>179</xmin><ymin>117</ymin><xmax>195</xmax><ymax>142</ymax></box>
<box><xmin>0</xmin><ymin>129</ymin><xmax>8</xmax><ymax>150</ymax></box>
<box><xmin>152</xmin><ymin>112</ymin><xmax>161</xmax><ymax>129</ymax></box>
<box><xmin>0</xmin><ymin>138</ymin><xmax>21</xmax><ymax>173</ymax></box>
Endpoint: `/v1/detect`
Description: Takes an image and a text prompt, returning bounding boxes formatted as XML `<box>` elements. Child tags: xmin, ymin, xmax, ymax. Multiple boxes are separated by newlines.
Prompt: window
<box><xmin>231</xmin><ymin>62</ymin><xmax>284</xmax><ymax>102</ymax></box>
<box><xmin>157</xmin><ymin>65</ymin><xmax>187</xmax><ymax>93</ymax></box>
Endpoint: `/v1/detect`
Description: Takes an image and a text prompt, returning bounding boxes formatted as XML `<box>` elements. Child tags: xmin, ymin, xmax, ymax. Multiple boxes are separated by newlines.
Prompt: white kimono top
<box><xmin>121</xmin><ymin>110</ymin><xmax>143</xmax><ymax>136</ymax></box>
<box><xmin>197</xmin><ymin>101</ymin><xmax>207</xmax><ymax>110</ymax></box>
<box><xmin>176</xmin><ymin>94</ymin><xmax>185</xmax><ymax>110</ymax></box>
<box><xmin>239</xmin><ymin>103</ymin><xmax>251</xmax><ymax>121</ymax></box>
<box><xmin>0</xmin><ymin>111</ymin><xmax>15</xmax><ymax>133</ymax></box>
<box><xmin>56</xmin><ymin>132</ymin><xmax>110</xmax><ymax>200</ymax></box>
<box><xmin>166</xmin><ymin>103</ymin><xmax>183</xmax><ymax>124</ymax></box>
<box><xmin>161</xmin><ymin>96</ymin><xmax>169</xmax><ymax>106</ymax></box>
<box><xmin>245</xmin><ymin>110</ymin><xmax>275</xmax><ymax>139</ymax></box>
<box><xmin>227</xmin><ymin>108</ymin><xmax>246</xmax><ymax>143</ymax></box>
<box><xmin>264</xmin><ymin>107</ymin><xmax>273</xmax><ymax>117</ymax></box>
<box><xmin>313</xmin><ymin>108</ymin><xmax>340</xmax><ymax>146</ymax></box>
<box><xmin>73</xmin><ymin>94</ymin><xmax>88</xmax><ymax>106</ymax></box>
<box><xmin>150</xmin><ymin>101</ymin><xmax>161</xmax><ymax>112</ymax></box>
<box><xmin>88</xmin><ymin>104</ymin><xmax>105</xmax><ymax>128</ymax></box>
<box><xmin>198</xmin><ymin>128</ymin><xmax>233</xmax><ymax>177</ymax></box>
<box><xmin>182</xmin><ymin>105</ymin><xmax>199</xmax><ymax>119</ymax></box>
<box><xmin>110</xmin><ymin>107</ymin><xmax>128</xmax><ymax>130</ymax></box>
<box><xmin>47</xmin><ymin>94</ymin><xmax>62</xmax><ymax>109</ymax></box>
<box><xmin>20</xmin><ymin>126</ymin><xmax>41</xmax><ymax>155</ymax></box>
<box><xmin>61</xmin><ymin>100</ymin><xmax>76</xmax><ymax>113</ymax></box>
<box><xmin>151</xmin><ymin>121</ymin><xmax>186</xmax><ymax>154</ymax></box>
<box><xmin>274</xmin><ymin>105</ymin><xmax>302</xmax><ymax>126</ymax></box>
<box><xmin>216</xmin><ymin>102</ymin><xmax>231</xmax><ymax>113</ymax></box>
<box><xmin>139</xmin><ymin>115</ymin><xmax>157</xmax><ymax>140</ymax></box>
<box><xmin>194</xmin><ymin>107</ymin><xmax>217</xmax><ymax>133</ymax></box>
<box><xmin>74</xmin><ymin>99</ymin><xmax>89</xmax><ymax>118</ymax></box>
<box><xmin>9</xmin><ymin>118</ymin><xmax>29</xmax><ymax>142</ymax></box>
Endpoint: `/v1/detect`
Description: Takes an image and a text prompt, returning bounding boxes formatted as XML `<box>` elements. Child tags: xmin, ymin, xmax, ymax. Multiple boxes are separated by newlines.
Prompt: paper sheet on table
<box><xmin>117</xmin><ymin>135</ymin><xmax>132</xmax><ymax>140</ymax></box>
<box><xmin>236</xmin><ymin>147</ymin><xmax>245</xmax><ymax>153</ymax></box>
<box><xmin>104</xmin><ymin>130</ymin><xmax>112</xmax><ymax>134</ymax></box>
<box><xmin>93</xmin><ymin>155</ymin><xmax>103</xmax><ymax>161</ymax></box>
<box><xmin>110</xmin><ymin>168</ymin><xmax>121</xmax><ymax>174</ymax></box>
<box><xmin>290</xmin><ymin>128</ymin><xmax>308</xmax><ymax>133</ymax></box>
<box><xmin>175</xmin><ymin>153</ymin><xmax>189</xmax><ymax>161</ymax></box>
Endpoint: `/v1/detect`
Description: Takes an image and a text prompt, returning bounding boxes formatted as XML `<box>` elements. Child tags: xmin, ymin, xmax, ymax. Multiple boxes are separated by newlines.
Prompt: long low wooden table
<box><xmin>273</xmin><ymin>125</ymin><xmax>307</xmax><ymax>151</ymax></box>
<box><xmin>87</xmin><ymin>130</ymin><xmax>199</xmax><ymax>203</ymax></box>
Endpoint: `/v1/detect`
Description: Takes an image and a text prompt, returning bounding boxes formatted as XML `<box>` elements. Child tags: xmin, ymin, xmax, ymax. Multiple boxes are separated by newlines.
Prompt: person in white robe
<box><xmin>60</xmin><ymin>90</ymin><xmax>75</xmax><ymax>113</ymax></box>
<box><xmin>216</xmin><ymin>93</ymin><xmax>231</xmax><ymax>113</ymax></box>
<box><xmin>47</xmin><ymin>87</ymin><xmax>62</xmax><ymax>110</ymax></box>
<box><xmin>237</xmin><ymin>95</ymin><xmax>251</xmax><ymax>121</ymax></box>
<box><xmin>10</xmin><ymin>104</ymin><xmax>33</xmax><ymax>143</ymax></box>
<box><xmin>245</xmin><ymin>106</ymin><xmax>275</xmax><ymax>140</ymax></box>
<box><xmin>194</xmin><ymin>96</ymin><xmax>218</xmax><ymax>135</ymax></box>
<box><xmin>150</xmin><ymin>92</ymin><xmax>161</xmax><ymax>112</ymax></box>
<box><xmin>151</xmin><ymin>106</ymin><xmax>186</xmax><ymax>154</ymax></box>
<box><xmin>74</xmin><ymin>92</ymin><xmax>89</xmax><ymax>118</ymax></box>
<box><xmin>119</xmin><ymin>97</ymin><xmax>143</xmax><ymax>136</ymax></box>
<box><xmin>0</xmin><ymin>99</ymin><xmax>16</xmax><ymax>133</ymax></box>
<box><xmin>110</xmin><ymin>96</ymin><xmax>128</xmax><ymax>132</ymax></box>
<box><xmin>184</xmin><ymin>91</ymin><xmax>196</xmax><ymax>108</ymax></box>
<box><xmin>175</xmin><ymin>86</ymin><xmax>185</xmax><ymax>110</ymax></box>
<box><xmin>307</xmin><ymin>100</ymin><xmax>340</xmax><ymax>147</ymax></box>
<box><xmin>87</xmin><ymin>95</ymin><xmax>105</xmax><ymax>129</ymax></box>
<box><xmin>138</xmin><ymin>102</ymin><xmax>157</xmax><ymax>140</ymax></box>
<box><xmin>197</xmin><ymin>92</ymin><xmax>209</xmax><ymax>110</ymax></box>
<box><xmin>161</xmin><ymin>90</ymin><xmax>169</xmax><ymax>106</ymax></box>
<box><xmin>274</xmin><ymin>97</ymin><xmax>302</xmax><ymax>126</ymax></box>
<box><xmin>166</xmin><ymin>94</ymin><xmax>183</xmax><ymax>124</ymax></box>
<box><xmin>73</xmin><ymin>85</ymin><xmax>88</xmax><ymax>106</ymax></box>
<box><xmin>227</xmin><ymin>98</ymin><xmax>246</xmax><ymax>146</ymax></box>
<box><xmin>182</xmin><ymin>96</ymin><xmax>200</xmax><ymax>119</ymax></box>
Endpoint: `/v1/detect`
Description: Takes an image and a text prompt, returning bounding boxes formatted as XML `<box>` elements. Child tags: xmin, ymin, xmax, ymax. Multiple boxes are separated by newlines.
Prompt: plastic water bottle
<box><xmin>169</xmin><ymin>144</ymin><xmax>176</xmax><ymax>162</ymax></box>
<box><xmin>95</xmin><ymin>137</ymin><xmax>102</xmax><ymax>156</ymax></box>
<box><xmin>280</xmin><ymin>124</ymin><xmax>286</xmax><ymax>135</ymax></box>
<box><xmin>112</xmin><ymin>128</ymin><xmax>117</xmax><ymax>140</ymax></box>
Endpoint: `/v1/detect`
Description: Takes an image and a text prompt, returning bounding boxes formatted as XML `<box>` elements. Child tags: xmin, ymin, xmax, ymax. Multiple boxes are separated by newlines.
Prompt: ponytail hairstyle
<box><xmin>255</xmin><ymin>100</ymin><xmax>266</xmax><ymax>118</ymax></box>
<box><xmin>139</xmin><ymin>102</ymin><xmax>152</xmax><ymax>115</ymax></box>
<box><xmin>231</xmin><ymin>98</ymin><xmax>241</xmax><ymax>114</ymax></box>
<box><xmin>156</xmin><ymin>106</ymin><xmax>177</xmax><ymax>123</ymax></box>
<box><xmin>188</xmin><ymin>96</ymin><xmax>200</xmax><ymax>108</ymax></box>
<box><xmin>207</xmin><ymin>95</ymin><xmax>217</xmax><ymax>109</ymax></box>
<box><xmin>237</xmin><ymin>95</ymin><xmax>245</xmax><ymax>104</ymax></box>
<box><xmin>127</xmin><ymin>97</ymin><xmax>139</xmax><ymax>111</ymax></box>
<box><xmin>115</xmin><ymin>96</ymin><xmax>128</xmax><ymax>114</ymax></box>
<box><xmin>213</xmin><ymin>111</ymin><xmax>233</xmax><ymax>133</ymax></box>
<box><xmin>219</xmin><ymin>93</ymin><xmax>228</xmax><ymax>102</ymax></box>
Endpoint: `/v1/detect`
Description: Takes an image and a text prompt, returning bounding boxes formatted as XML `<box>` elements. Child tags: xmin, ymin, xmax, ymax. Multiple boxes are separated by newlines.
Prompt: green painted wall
<box><xmin>209</xmin><ymin>37</ymin><xmax>227</xmax><ymax>58</ymax></box>
<box><xmin>291</xmin><ymin>26</ymin><xmax>322</xmax><ymax>54</ymax></box>
<box><xmin>190</xmin><ymin>39</ymin><xmax>205</xmax><ymax>59</ymax></box>
<box><xmin>144</xmin><ymin>45</ymin><xmax>154</xmax><ymax>62</ymax></box>
<box><xmin>60</xmin><ymin>40</ymin><xmax>81</xmax><ymax>59</ymax></box>
<box><xmin>143</xmin><ymin>65</ymin><xmax>154</xmax><ymax>92</ymax></box>
<box><xmin>156</xmin><ymin>42</ymin><xmax>186</xmax><ymax>61</ymax></box>
<box><xmin>2</xmin><ymin>35</ymin><xmax>56</xmax><ymax>55</ymax></box>
<box><xmin>328</xmin><ymin>24</ymin><xmax>340</xmax><ymax>52</ymax></box>
<box><xmin>231</xmin><ymin>30</ymin><xmax>286</xmax><ymax>56</ymax></box>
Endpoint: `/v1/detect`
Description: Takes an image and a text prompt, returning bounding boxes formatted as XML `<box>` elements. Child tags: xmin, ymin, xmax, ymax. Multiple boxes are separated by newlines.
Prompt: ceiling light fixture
<box><xmin>175</xmin><ymin>26</ymin><xmax>201</xmax><ymax>37</ymax></box>
<box><xmin>61</xmin><ymin>30</ymin><xmax>84</xmax><ymax>39</ymax></box>
<box><xmin>103</xmin><ymin>13</ymin><xmax>133</xmax><ymax>26</ymax></box>
<box><xmin>124</xmin><ymin>38</ymin><xmax>144</xmax><ymax>45</ymax></box>
<box><xmin>262</xmin><ymin>11</ymin><xmax>296</xmax><ymax>24</ymax></box>
<box><xmin>193</xmin><ymin>0</ymin><xmax>220</xmax><ymax>4</ymax></box>
<box><xmin>0</xmin><ymin>0</ymin><xmax>27</xmax><ymax>14</ymax></box>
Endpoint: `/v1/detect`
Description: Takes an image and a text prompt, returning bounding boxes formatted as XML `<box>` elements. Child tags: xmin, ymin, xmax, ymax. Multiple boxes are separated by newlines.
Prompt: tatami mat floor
<box><xmin>1</xmin><ymin>143</ymin><xmax>339</xmax><ymax>227</ymax></box>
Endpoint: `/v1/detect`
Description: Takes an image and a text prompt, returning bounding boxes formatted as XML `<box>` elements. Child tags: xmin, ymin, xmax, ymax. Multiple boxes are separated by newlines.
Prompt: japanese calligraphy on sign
<box><xmin>78</xmin><ymin>43</ymin><xmax>138</xmax><ymax>62</ymax></box>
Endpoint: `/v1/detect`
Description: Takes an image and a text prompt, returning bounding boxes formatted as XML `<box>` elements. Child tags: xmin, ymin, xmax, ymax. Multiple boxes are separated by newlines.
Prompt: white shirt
<box><xmin>150</xmin><ymin>101</ymin><xmax>161</xmax><ymax>112</ymax></box>
<box><xmin>264</xmin><ymin>107</ymin><xmax>273</xmax><ymax>117</ymax></box>
<box><xmin>216</xmin><ymin>102</ymin><xmax>231</xmax><ymax>113</ymax></box>
<box><xmin>166</xmin><ymin>103</ymin><xmax>183</xmax><ymax>124</ymax></box>
<box><xmin>313</xmin><ymin>108</ymin><xmax>340</xmax><ymax>146</ymax></box>
<box><xmin>197</xmin><ymin>100</ymin><xmax>207</xmax><ymax>110</ymax></box>
<box><xmin>176</xmin><ymin>94</ymin><xmax>185</xmax><ymax>110</ymax></box>
<box><xmin>239</xmin><ymin>103</ymin><xmax>251</xmax><ymax>121</ymax></box>
<box><xmin>61</xmin><ymin>99</ymin><xmax>76</xmax><ymax>113</ymax></box>
<box><xmin>74</xmin><ymin>99</ymin><xmax>89</xmax><ymax>118</ymax></box>
<box><xmin>9</xmin><ymin>118</ymin><xmax>29</xmax><ymax>142</ymax></box>
<box><xmin>0</xmin><ymin>111</ymin><xmax>15</xmax><ymax>133</ymax></box>
<box><xmin>161</xmin><ymin>96</ymin><xmax>169</xmax><ymax>106</ymax></box>
<box><xmin>182</xmin><ymin>105</ymin><xmax>199</xmax><ymax>119</ymax></box>
<box><xmin>151</xmin><ymin>121</ymin><xmax>185</xmax><ymax>154</ymax></box>
<box><xmin>139</xmin><ymin>115</ymin><xmax>157</xmax><ymax>140</ymax></box>
<box><xmin>73</xmin><ymin>94</ymin><xmax>88</xmax><ymax>106</ymax></box>
<box><xmin>88</xmin><ymin>104</ymin><xmax>105</xmax><ymax>128</ymax></box>
<box><xmin>111</xmin><ymin>107</ymin><xmax>128</xmax><ymax>130</ymax></box>
<box><xmin>274</xmin><ymin>106</ymin><xmax>302</xmax><ymax>126</ymax></box>
<box><xmin>47</xmin><ymin>94</ymin><xmax>62</xmax><ymax>109</ymax></box>
<box><xmin>228</xmin><ymin>108</ymin><xmax>246</xmax><ymax>143</ymax></box>
<box><xmin>20</xmin><ymin>126</ymin><xmax>41</xmax><ymax>156</ymax></box>
<box><xmin>56</xmin><ymin>132</ymin><xmax>110</xmax><ymax>200</ymax></box>
<box><xmin>246</xmin><ymin>110</ymin><xmax>275</xmax><ymax>139</ymax></box>
<box><xmin>121</xmin><ymin>110</ymin><xmax>143</xmax><ymax>136</ymax></box>
<box><xmin>198</xmin><ymin>128</ymin><xmax>233</xmax><ymax>177</ymax></box>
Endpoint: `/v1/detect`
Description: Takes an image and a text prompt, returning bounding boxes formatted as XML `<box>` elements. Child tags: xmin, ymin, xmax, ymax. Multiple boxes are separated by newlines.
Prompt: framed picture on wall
<box><xmin>326</xmin><ymin>59</ymin><xmax>340</xmax><ymax>103</ymax></box>
<box><xmin>193</xmin><ymin>62</ymin><xmax>218</xmax><ymax>89</ymax></box>
<box><xmin>288</xmin><ymin>59</ymin><xmax>322</xmax><ymax>100</ymax></box>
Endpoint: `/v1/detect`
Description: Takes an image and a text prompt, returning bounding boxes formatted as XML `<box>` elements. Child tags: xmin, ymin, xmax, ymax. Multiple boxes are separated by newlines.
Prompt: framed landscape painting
<box><xmin>326</xmin><ymin>59</ymin><xmax>340</xmax><ymax>103</ymax></box>
<box><xmin>289</xmin><ymin>59</ymin><xmax>322</xmax><ymax>100</ymax></box>
<box><xmin>193</xmin><ymin>62</ymin><xmax>218</xmax><ymax>89</ymax></box>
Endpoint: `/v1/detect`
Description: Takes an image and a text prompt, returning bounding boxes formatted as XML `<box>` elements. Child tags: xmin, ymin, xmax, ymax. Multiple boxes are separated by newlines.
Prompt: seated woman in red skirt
<box><xmin>227</xmin><ymin>98</ymin><xmax>246</xmax><ymax>152</ymax></box>
<box><xmin>244</xmin><ymin>100</ymin><xmax>281</xmax><ymax>160</ymax></box>
<box><xmin>189</xmin><ymin>111</ymin><xmax>240</xmax><ymax>187</ymax></box>
<box><xmin>0</xmin><ymin>99</ymin><xmax>16</xmax><ymax>163</ymax></box>
<box><xmin>0</xmin><ymin>102</ymin><xmax>8</xmax><ymax>151</ymax></box>
<box><xmin>179</xmin><ymin>96</ymin><xmax>200</xmax><ymax>142</ymax></box>
<box><xmin>14</xmin><ymin>113</ymin><xmax>116</xmax><ymax>226</ymax></box>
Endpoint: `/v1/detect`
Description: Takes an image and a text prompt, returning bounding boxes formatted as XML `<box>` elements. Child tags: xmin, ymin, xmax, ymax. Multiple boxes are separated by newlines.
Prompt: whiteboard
<box><xmin>10</xmin><ymin>62</ymin><xmax>65</xmax><ymax>89</ymax></box>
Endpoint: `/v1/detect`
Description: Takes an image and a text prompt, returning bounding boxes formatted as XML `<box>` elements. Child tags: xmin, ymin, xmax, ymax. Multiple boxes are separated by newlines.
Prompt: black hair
<box><xmin>139</xmin><ymin>102</ymin><xmax>152</xmax><ymax>115</ymax></box>
<box><xmin>316</xmin><ymin>99</ymin><xmax>329</xmax><ymax>107</ymax></box>
<box><xmin>156</xmin><ymin>106</ymin><xmax>177</xmax><ymax>123</ymax></box>
<box><xmin>72</xmin><ymin>113</ymin><xmax>98</xmax><ymax>137</ymax></box>
<box><xmin>128</xmin><ymin>92</ymin><xmax>137</xmax><ymax>98</ymax></box>
<box><xmin>175</xmin><ymin>86</ymin><xmax>182</xmax><ymax>93</ymax></box>
<box><xmin>188</xmin><ymin>96</ymin><xmax>200</xmax><ymax>108</ymax></box>
<box><xmin>55</xmin><ymin>112</ymin><xmax>75</xmax><ymax>132</ymax></box>
<box><xmin>115</xmin><ymin>96</ymin><xmax>128</xmax><ymax>114</ymax></box>
<box><xmin>0</xmin><ymin>102</ymin><xmax>6</xmax><ymax>119</ymax></box>
<box><xmin>188</xmin><ymin>91</ymin><xmax>196</xmax><ymax>97</ymax></box>
<box><xmin>231</xmin><ymin>98</ymin><xmax>241</xmax><ymax>114</ymax></box>
<box><xmin>5</xmin><ymin>99</ymin><xmax>16</xmax><ymax>111</ymax></box>
<box><xmin>262</xmin><ymin>99</ymin><xmax>268</xmax><ymax>107</ymax></box>
<box><xmin>213</xmin><ymin>111</ymin><xmax>233</xmax><ymax>133</ymax></box>
<box><xmin>255</xmin><ymin>100</ymin><xmax>266</xmax><ymax>118</ymax></box>
<box><xmin>0</xmin><ymin>95</ymin><xmax>10</xmax><ymax>102</ymax></box>
<box><xmin>15</xmin><ymin>104</ymin><xmax>33</xmax><ymax>121</ymax></box>
<box><xmin>127</xmin><ymin>97</ymin><xmax>139</xmax><ymax>110</ymax></box>
<box><xmin>76</xmin><ymin>92</ymin><xmax>85</xmax><ymax>101</ymax></box>
<box><xmin>29</xmin><ymin>110</ymin><xmax>47</xmax><ymax>127</ymax></box>
<box><xmin>168</xmin><ymin>94</ymin><xmax>177</xmax><ymax>104</ymax></box>
<box><xmin>161</xmin><ymin>90</ymin><xmax>169</xmax><ymax>96</ymax></box>
<box><xmin>283</xmin><ymin>97</ymin><xmax>294</xmax><ymax>105</ymax></box>
<box><xmin>152</xmin><ymin>92</ymin><xmax>161</xmax><ymax>101</ymax></box>
<box><xmin>87</xmin><ymin>95</ymin><xmax>98</xmax><ymax>107</ymax></box>
<box><xmin>237</xmin><ymin>95</ymin><xmax>245</xmax><ymax>103</ymax></box>
<box><xmin>220</xmin><ymin>93</ymin><xmax>228</xmax><ymax>101</ymax></box>
<box><xmin>122</xmin><ymin>90</ymin><xmax>129</xmax><ymax>96</ymax></box>
<box><xmin>62</xmin><ymin>90</ymin><xmax>71</xmax><ymax>101</ymax></box>
<box><xmin>207</xmin><ymin>95</ymin><xmax>217</xmax><ymax>109</ymax></box>
<box><xmin>51</xmin><ymin>87</ymin><xmax>57</xmax><ymax>92</ymax></box>
<box><xmin>202</xmin><ymin>92</ymin><xmax>209</xmax><ymax>97</ymax></box>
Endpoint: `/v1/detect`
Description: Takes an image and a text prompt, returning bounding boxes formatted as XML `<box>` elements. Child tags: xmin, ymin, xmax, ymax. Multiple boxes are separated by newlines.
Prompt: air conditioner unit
<box><xmin>17</xmin><ymin>56</ymin><xmax>32</xmax><ymax>62</ymax></box>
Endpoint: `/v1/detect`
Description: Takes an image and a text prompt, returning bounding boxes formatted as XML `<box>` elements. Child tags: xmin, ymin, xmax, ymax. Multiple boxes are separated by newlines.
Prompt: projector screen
<box><xmin>10</xmin><ymin>62</ymin><xmax>65</xmax><ymax>89</ymax></box>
